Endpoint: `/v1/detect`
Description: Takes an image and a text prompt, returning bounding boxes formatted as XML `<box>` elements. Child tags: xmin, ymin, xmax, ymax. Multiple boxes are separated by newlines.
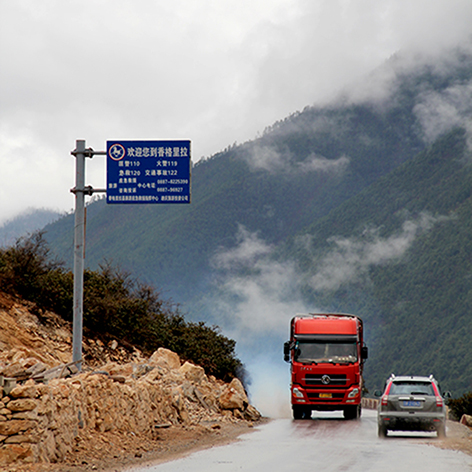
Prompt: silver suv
<box><xmin>375</xmin><ymin>374</ymin><xmax>448</xmax><ymax>438</ymax></box>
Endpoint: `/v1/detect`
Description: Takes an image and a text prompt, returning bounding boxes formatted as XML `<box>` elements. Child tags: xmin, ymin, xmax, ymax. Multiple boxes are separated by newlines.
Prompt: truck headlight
<box><xmin>293</xmin><ymin>387</ymin><xmax>304</xmax><ymax>398</ymax></box>
<box><xmin>348</xmin><ymin>388</ymin><xmax>359</xmax><ymax>398</ymax></box>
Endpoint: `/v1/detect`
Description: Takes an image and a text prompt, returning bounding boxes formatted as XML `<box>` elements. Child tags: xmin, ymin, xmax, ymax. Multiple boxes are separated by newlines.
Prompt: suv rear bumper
<box><xmin>379</xmin><ymin>412</ymin><xmax>446</xmax><ymax>431</ymax></box>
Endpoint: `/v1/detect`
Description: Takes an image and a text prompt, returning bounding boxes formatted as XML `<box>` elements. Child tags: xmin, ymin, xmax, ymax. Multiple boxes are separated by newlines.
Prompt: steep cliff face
<box><xmin>0</xmin><ymin>293</ymin><xmax>261</xmax><ymax>468</ymax></box>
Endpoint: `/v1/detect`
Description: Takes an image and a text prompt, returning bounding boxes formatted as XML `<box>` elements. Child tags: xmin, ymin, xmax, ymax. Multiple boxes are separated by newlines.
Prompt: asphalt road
<box><xmin>132</xmin><ymin>410</ymin><xmax>472</xmax><ymax>472</ymax></box>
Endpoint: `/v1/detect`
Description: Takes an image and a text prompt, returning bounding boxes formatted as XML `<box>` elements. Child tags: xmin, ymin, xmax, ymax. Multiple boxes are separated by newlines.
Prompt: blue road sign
<box><xmin>106</xmin><ymin>140</ymin><xmax>191</xmax><ymax>204</ymax></box>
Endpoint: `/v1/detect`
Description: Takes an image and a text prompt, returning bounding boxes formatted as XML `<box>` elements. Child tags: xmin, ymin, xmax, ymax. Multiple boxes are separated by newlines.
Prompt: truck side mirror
<box><xmin>283</xmin><ymin>341</ymin><xmax>291</xmax><ymax>362</ymax></box>
<box><xmin>361</xmin><ymin>346</ymin><xmax>368</xmax><ymax>360</ymax></box>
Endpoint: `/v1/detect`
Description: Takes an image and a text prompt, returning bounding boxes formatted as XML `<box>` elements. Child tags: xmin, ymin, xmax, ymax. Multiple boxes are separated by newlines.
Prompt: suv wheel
<box><xmin>378</xmin><ymin>423</ymin><xmax>387</xmax><ymax>438</ymax></box>
<box><xmin>437</xmin><ymin>423</ymin><xmax>446</xmax><ymax>438</ymax></box>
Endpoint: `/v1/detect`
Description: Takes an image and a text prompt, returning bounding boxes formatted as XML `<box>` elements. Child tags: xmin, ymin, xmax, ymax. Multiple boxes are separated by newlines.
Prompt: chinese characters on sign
<box><xmin>106</xmin><ymin>140</ymin><xmax>191</xmax><ymax>204</ymax></box>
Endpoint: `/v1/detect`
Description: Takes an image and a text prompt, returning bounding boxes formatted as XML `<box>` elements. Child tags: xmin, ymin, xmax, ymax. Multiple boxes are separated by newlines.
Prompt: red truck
<box><xmin>284</xmin><ymin>313</ymin><xmax>368</xmax><ymax>420</ymax></box>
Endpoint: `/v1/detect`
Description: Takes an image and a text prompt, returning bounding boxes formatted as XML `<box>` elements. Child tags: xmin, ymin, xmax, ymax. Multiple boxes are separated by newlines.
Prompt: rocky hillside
<box><xmin>0</xmin><ymin>292</ymin><xmax>261</xmax><ymax>470</ymax></box>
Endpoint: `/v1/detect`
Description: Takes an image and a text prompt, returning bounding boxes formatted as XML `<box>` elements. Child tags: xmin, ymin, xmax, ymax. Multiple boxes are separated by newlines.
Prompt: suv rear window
<box><xmin>389</xmin><ymin>381</ymin><xmax>435</xmax><ymax>396</ymax></box>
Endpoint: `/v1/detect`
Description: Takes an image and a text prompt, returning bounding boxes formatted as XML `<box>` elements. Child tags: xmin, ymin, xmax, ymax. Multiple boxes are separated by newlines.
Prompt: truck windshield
<box><xmin>294</xmin><ymin>341</ymin><xmax>357</xmax><ymax>364</ymax></box>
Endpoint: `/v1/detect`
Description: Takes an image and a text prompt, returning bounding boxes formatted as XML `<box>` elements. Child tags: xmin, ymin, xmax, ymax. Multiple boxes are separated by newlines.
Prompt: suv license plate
<box><xmin>403</xmin><ymin>400</ymin><xmax>421</xmax><ymax>407</ymax></box>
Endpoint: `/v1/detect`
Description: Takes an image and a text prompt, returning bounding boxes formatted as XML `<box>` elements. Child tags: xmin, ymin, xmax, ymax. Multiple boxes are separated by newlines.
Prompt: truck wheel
<box><xmin>292</xmin><ymin>406</ymin><xmax>304</xmax><ymax>420</ymax></box>
<box><xmin>378</xmin><ymin>423</ymin><xmax>387</xmax><ymax>438</ymax></box>
<box><xmin>343</xmin><ymin>405</ymin><xmax>360</xmax><ymax>420</ymax></box>
<box><xmin>293</xmin><ymin>406</ymin><xmax>311</xmax><ymax>419</ymax></box>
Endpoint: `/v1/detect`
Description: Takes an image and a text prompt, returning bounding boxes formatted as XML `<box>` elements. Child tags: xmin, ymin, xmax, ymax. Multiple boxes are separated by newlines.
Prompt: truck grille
<box><xmin>304</xmin><ymin>374</ymin><xmax>347</xmax><ymax>386</ymax></box>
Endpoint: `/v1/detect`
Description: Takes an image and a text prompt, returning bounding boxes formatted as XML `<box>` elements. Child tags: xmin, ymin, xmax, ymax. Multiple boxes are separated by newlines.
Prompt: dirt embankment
<box><xmin>10</xmin><ymin>420</ymin><xmax>263</xmax><ymax>472</ymax></box>
<box><xmin>0</xmin><ymin>292</ymin><xmax>263</xmax><ymax>471</ymax></box>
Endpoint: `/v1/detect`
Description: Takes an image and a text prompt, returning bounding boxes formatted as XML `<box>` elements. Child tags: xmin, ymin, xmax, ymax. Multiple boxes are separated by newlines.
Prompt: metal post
<box><xmin>70</xmin><ymin>141</ymin><xmax>107</xmax><ymax>371</ymax></box>
<box><xmin>72</xmin><ymin>139</ymin><xmax>86</xmax><ymax>369</ymax></box>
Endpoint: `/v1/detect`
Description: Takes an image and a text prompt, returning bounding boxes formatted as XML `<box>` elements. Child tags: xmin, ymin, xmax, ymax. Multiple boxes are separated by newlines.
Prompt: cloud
<box><xmin>413</xmin><ymin>82</ymin><xmax>472</xmax><ymax>147</ymax></box>
<box><xmin>246</xmin><ymin>144</ymin><xmax>350</xmax><ymax>174</ymax></box>
<box><xmin>337</xmin><ymin>46</ymin><xmax>472</xmax><ymax>150</ymax></box>
<box><xmin>299</xmin><ymin>154</ymin><xmax>350</xmax><ymax>173</ymax></box>
<box><xmin>245</xmin><ymin>146</ymin><xmax>288</xmax><ymax>172</ymax></box>
<box><xmin>213</xmin><ymin>225</ymin><xmax>273</xmax><ymax>269</ymax></box>
<box><xmin>339</xmin><ymin>40</ymin><xmax>472</xmax><ymax>115</ymax></box>
<box><xmin>211</xmin><ymin>213</ymin><xmax>447</xmax><ymax>339</ymax></box>
<box><xmin>211</xmin><ymin>225</ymin><xmax>306</xmax><ymax>418</ymax></box>
<box><xmin>2</xmin><ymin>0</ymin><xmax>472</xmax><ymax>223</ymax></box>
<box><xmin>248</xmin><ymin>1</ymin><xmax>472</xmax><ymax>113</ymax></box>
<box><xmin>308</xmin><ymin>213</ymin><xmax>445</xmax><ymax>291</ymax></box>
<box><xmin>212</xmin><ymin>226</ymin><xmax>307</xmax><ymax>336</ymax></box>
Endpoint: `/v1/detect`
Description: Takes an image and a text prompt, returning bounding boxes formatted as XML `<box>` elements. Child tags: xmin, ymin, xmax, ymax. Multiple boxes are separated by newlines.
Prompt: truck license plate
<box><xmin>319</xmin><ymin>393</ymin><xmax>332</xmax><ymax>398</ymax></box>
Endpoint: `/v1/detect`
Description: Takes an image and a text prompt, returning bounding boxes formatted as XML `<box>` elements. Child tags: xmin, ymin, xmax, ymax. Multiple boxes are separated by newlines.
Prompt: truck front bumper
<box><xmin>291</xmin><ymin>384</ymin><xmax>361</xmax><ymax>408</ymax></box>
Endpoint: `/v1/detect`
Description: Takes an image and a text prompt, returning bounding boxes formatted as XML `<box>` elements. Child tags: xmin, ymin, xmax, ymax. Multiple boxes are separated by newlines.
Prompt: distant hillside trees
<box><xmin>0</xmin><ymin>208</ymin><xmax>63</xmax><ymax>248</ymax></box>
<box><xmin>0</xmin><ymin>232</ymin><xmax>243</xmax><ymax>382</ymax></box>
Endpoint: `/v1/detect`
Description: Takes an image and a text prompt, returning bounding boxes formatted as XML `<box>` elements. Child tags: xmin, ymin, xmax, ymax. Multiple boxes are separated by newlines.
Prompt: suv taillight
<box><xmin>431</xmin><ymin>383</ymin><xmax>443</xmax><ymax>407</ymax></box>
<box><xmin>381</xmin><ymin>381</ymin><xmax>393</xmax><ymax>405</ymax></box>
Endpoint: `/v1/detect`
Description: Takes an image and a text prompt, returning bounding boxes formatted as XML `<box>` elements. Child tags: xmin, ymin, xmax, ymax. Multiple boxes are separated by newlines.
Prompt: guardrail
<box><xmin>362</xmin><ymin>397</ymin><xmax>379</xmax><ymax>410</ymax></box>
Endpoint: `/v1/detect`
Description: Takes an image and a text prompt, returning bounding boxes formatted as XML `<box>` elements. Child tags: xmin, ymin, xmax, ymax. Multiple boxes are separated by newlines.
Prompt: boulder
<box><xmin>219</xmin><ymin>385</ymin><xmax>246</xmax><ymax>411</ymax></box>
<box><xmin>244</xmin><ymin>404</ymin><xmax>262</xmax><ymax>421</ymax></box>
<box><xmin>0</xmin><ymin>420</ymin><xmax>36</xmax><ymax>436</ymax></box>
<box><xmin>460</xmin><ymin>414</ymin><xmax>472</xmax><ymax>427</ymax></box>
<box><xmin>9</xmin><ymin>381</ymin><xmax>39</xmax><ymax>399</ymax></box>
<box><xmin>0</xmin><ymin>443</ymin><xmax>33</xmax><ymax>465</ymax></box>
<box><xmin>2</xmin><ymin>363</ymin><xmax>24</xmax><ymax>378</ymax></box>
<box><xmin>8</xmin><ymin>399</ymin><xmax>37</xmax><ymax>412</ymax></box>
<box><xmin>228</xmin><ymin>378</ymin><xmax>249</xmax><ymax>404</ymax></box>
<box><xmin>171</xmin><ymin>387</ymin><xmax>189</xmax><ymax>423</ymax></box>
<box><xmin>180</xmin><ymin>362</ymin><xmax>207</xmax><ymax>384</ymax></box>
<box><xmin>149</xmin><ymin>348</ymin><xmax>181</xmax><ymax>370</ymax></box>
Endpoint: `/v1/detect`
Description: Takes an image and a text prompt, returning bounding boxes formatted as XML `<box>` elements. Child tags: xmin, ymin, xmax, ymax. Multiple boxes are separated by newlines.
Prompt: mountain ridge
<box><xmin>39</xmin><ymin>46</ymin><xmax>472</xmax><ymax>395</ymax></box>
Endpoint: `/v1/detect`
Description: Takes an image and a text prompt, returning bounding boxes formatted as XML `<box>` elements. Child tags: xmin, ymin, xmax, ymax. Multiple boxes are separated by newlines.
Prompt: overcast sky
<box><xmin>1</xmin><ymin>0</ymin><xmax>472</xmax><ymax>224</ymax></box>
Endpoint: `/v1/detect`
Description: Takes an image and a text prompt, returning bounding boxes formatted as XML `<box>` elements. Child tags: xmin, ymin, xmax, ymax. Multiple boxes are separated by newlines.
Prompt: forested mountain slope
<box><xmin>0</xmin><ymin>208</ymin><xmax>62</xmax><ymax>247</ymax></box>
<box><xmin>44</xmin><ymin>51</ymin><xmax>453</xmax><ymax>300</ymax></box>
<box><xmin>42</xmin><ymin>47</ymin><xmax>472</xmax><ymax>395</ymax></box>
<box><xmin>283</xmin><ymin>128</ymin><xmax>472</xmax><ymax>394</ymax></box>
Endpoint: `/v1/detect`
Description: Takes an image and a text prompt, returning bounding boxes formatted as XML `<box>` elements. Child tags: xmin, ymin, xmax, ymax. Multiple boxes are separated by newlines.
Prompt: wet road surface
<box><xmin>132</xmin><ymin>410</ymin><xmax>472</xmax><ymax>472</ymax></box>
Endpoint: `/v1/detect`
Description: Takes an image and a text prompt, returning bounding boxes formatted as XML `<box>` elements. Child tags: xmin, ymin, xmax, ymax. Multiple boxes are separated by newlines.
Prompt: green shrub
<box><xmin>82</xmin><ymin>263</ymin><xmax>243</xmax><ymax>381</ymax></box>
<box><xmin>0</xmin><ymin>232</ymin><xmax>72</xmax><ymax>318</ymax></box>
<box><xmin>0</xmin><ymin>232</ymin><xmax>243</xmax><ymax>382</ymax></box>
<box><xmin>447</xmin><ymin>392</ymin><xmax>472</xmax><ymax>421</ymax></box>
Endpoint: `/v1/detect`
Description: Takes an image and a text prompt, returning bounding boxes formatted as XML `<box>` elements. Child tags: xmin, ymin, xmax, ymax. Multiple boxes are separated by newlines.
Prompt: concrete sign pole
<box><xmin>72</xmin><ymin>139</ymin><xmax>86</xmax><ymax>368</ymax></box>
